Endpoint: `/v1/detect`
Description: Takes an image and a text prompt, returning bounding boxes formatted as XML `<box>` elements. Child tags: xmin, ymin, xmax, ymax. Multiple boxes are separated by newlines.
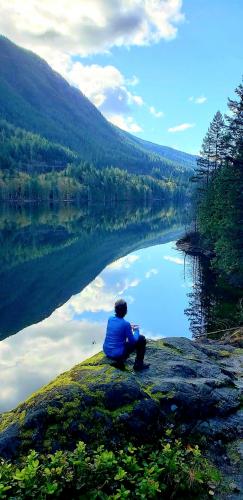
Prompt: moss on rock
<box><xmin>0</xmin><ymin>337</ymin><xmax>242</xmax><ymax>460</ymax></box>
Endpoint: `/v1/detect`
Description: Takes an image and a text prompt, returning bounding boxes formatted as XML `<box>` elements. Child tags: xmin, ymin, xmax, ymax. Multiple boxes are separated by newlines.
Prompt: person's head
<box><xmin>115</xmin><ymin>299</ymin><xmax>127</xmax><ymax>318</ymax></box>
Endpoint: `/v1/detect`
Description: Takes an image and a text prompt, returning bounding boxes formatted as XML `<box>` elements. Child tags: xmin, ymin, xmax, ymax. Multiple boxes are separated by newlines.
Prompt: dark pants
<box><xmin>116</xmin><ymin>335</ymin><xmax>146</xmax><ymax>365</ymax></box>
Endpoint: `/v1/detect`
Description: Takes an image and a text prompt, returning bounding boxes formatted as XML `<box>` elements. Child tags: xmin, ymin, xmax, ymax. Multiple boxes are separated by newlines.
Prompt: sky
<box><xmin>0</xmin><ymin>0</ymin><xmax>243</xmax><ymax>154</ymax></box>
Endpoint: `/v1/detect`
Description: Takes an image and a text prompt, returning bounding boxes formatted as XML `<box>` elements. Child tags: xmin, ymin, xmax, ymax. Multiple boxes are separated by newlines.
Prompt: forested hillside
<box><xmin>0</xmin><ymin>119</ymin><xmax>191</xmax><ymax>202</ymax></box>
<box><xmin>125</xmin><ymin>132</ymin><xmax>196</xmax><ymax>170</ymax></box>
<box><xmin>0</xmin><ymin>36</ymin><xmax>195</xmax><ymax>177</ymax></box>
<box><xmin>0</xmin><ymin>119</ymin><xmax>77</xmax><ymax>172</ymax></box>
<box><xmin>193</xmin><ymin>79</ymin><xmax>243</xmax><ymax>285</ymax></box>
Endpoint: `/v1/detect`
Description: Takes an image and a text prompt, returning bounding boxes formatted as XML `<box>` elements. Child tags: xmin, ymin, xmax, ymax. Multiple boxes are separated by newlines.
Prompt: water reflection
<box><xmin>0</xmin><ymin>203</ymin><xmax>189</xmax><ymax>339</ymax></box>
<box><xmin>184</xmin><ymin>253</ymin><xmax>243</xmax><ymax>337</ymax></box>
<box><xmin>0</xmin><ymin>202</ymin><xmax>192</xmax><ymax>411</ymax></box>
<box><xmin>0</xmin><ymin>318</ymin><xmax>105</xmax><ymax>412</ymax></box>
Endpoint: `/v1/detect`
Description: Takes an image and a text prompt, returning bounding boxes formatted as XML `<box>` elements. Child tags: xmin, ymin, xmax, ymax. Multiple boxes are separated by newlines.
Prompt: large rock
<box><xmin>0</xmin><ymin>337</ymin><xmax>242</xmax><ymax>459</ymax></box>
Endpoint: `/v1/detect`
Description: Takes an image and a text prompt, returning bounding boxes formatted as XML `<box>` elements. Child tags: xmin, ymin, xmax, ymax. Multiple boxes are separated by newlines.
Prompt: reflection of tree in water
<box><xmin>0</xmin><ymin>202</ymin><xmax>188</xmax><ymax>270</ymax></box>
<box><xmin>0</xmin><ymin>200</ymin><xmax>190</xmax><ymax>340</ymax></box>
<box><xmin>185</xmin><ymin>255</ymin><xmax>216</xmax><ymax>338</ymax></box>
<box><xmin>185</xmin><ymin>254</ymin><xmax>243</xmax><ymax>338</ymax></box>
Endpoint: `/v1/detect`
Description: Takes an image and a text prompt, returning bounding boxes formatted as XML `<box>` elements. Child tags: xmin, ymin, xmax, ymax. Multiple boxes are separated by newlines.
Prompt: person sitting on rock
<box><xmin>103</xmin><ymin>298</ymin><xmax>150</xmax><ymax>371</ymax></box>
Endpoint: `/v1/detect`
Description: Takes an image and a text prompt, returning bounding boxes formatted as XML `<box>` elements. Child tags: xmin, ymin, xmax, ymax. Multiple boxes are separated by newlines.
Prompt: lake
<box><xmin>0</xmin><ymin>202</ymin><xmax>194</xmax><ymax>412</ymax></box>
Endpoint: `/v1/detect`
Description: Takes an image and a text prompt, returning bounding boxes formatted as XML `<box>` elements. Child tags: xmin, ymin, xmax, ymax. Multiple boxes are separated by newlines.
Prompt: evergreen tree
<box><xmin>194</xmin><ymin>111</ymin><xmax>226</xmax><ymax>187</ymax></box>
<box><xmin>227</xmin><ymin>79</ymin><xmax>243</xmax><ymax>167</ymax></box>
<box><xmin>193</xmin><ymin>79</ymin><xmax>243</xmax><ymax>282</ymax></box>
<box><xmin>208</xmin><ymin>111</ymin><xmax>227</xmax><ymax>171</ymax></box>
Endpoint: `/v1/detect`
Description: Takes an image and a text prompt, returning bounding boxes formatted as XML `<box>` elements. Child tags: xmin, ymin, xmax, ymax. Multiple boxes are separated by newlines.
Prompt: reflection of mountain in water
<box><xmin>0</xmin><ymin>203</ymin><xmax>189</xmax><ymax>340</ymax></box>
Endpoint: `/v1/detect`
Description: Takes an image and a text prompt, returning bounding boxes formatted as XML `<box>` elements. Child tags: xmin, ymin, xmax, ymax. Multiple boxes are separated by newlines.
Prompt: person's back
<box><xmin>103</xmin><ymin>298</ymin><xmax>149</xmax><ymax>371</ymax></box>
<box><xmin>103</xmin><ymin>315</ymin><xmax>134</xmax><ymax>358</ymax></box>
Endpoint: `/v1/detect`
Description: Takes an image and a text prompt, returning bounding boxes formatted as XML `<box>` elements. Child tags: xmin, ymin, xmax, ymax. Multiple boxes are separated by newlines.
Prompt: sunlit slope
<box><xmin>0</xmin><ymin>36</ymin><xmax>196</xmax><ymax>176</ymax></box>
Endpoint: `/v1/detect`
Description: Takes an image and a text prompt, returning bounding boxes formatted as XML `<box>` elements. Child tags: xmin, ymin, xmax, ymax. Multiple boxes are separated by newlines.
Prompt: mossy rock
<box><xmin>0</xmin><ymin>338</ymin><xmax>242</xmax><ymax>459</ymax></box>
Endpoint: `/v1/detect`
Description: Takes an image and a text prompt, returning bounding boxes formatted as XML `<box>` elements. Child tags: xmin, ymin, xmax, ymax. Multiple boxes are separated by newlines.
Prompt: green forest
<box><xmin>193</xmin><ymin>79</ymin><xmax>243</xmax><ymax>285</ymax></box>
<box><xmin>0</xmin><ymin>36</ymin><xmax>196</xmax><ymax>178</ymax></box>
<box><xmin>0</xmin><ymin>120</ymin><xmax>190</xmax><ymax>203</ymax></box>
<box><xmin>0</xmin><ymin>36</ymin><xmax>196</xmax><ymax>204</ymax></box>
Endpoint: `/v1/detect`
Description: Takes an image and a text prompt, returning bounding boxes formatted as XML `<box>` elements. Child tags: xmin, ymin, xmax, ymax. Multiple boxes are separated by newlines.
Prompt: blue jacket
<box><xmin>103</xmin><ymin>316</ymin><xmax>136</xmax><ymax>358</ymax></box>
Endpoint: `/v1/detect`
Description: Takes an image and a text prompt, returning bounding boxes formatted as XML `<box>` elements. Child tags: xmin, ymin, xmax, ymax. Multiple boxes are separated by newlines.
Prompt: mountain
<box><xmin>123</xmin><ymin>133</ymin><xmax>197</xmax><ymax>170</ymax></box>
<box><xmin>0</xmin><ymin>36</ymin><xmax>196</xmax><ymax>176</ymax></box>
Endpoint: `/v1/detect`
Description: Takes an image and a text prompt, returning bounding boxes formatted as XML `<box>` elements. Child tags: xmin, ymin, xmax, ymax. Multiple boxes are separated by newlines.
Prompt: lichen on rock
<box><xmin>0</xmin><ymin>337</ymin><xmax>242</xmax><ymax>462</ymax></box>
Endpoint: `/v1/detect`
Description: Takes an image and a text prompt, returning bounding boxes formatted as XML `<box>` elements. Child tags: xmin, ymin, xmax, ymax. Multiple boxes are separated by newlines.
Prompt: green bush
<box><xmin>0</xmin><ymin>433</ymin><xmax>220</xmax><ymax>499</ymax></box>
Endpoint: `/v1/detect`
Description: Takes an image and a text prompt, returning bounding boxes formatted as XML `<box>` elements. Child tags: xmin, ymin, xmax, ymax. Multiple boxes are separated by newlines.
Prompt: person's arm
<box><xmin>125</xmin><ymin>321</ymin><xmax>136</xmax><ymax>345</ymax></box>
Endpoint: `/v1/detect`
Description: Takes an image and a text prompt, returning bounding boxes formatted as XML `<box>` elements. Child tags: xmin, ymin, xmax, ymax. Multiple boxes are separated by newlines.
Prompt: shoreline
<box><xmin>176</xmin><ymin>231</ymin><xmax>215</xmax><ymax>259</ymax></box>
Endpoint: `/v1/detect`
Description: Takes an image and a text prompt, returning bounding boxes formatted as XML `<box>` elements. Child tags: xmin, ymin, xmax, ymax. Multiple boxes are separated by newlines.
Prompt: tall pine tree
<box><xmin>193</xmin><ymin>79</ymin><xmax>243</xmax><ymax>282</ymax></box>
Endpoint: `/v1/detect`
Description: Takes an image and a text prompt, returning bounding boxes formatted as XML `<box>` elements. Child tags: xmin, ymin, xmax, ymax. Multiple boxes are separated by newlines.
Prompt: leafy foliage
<box><xmin>0</xmin><ymin>436</ymin><xmax>220</xmax><ymax>499</ymax></box>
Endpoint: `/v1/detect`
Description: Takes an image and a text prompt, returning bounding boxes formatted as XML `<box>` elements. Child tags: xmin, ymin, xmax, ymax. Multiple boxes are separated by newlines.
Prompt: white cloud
<box><xmin>149</xmin><ymin>106</ymin><xmax>164</xmax><ymax>118</ymax></box>
<box><xmin>189</xmin><ymin>95</ymin><xmax>207</xmax><ymax>104</ymax></box>
<box><xmin>163</xmin><ymin>255</ymin><xmax>184</xmax><ymax>264</ymax></box>
<box><xmin>126</xmin><ymin>75</ymin><xmax>140</xmax><ymax>87</ymax></box>
<box><xmin>64</xmin><ymin>61</ymin><xmax>143</xmax><ymax>132</ymax></box>
<box><xmin>109</xmin><ymin>114</ymin><xmax>142</xmax><ymax>133</ymax></box>
<box><xmin>67</xmin><ymin>62</ymin><xmax>143</xmax><ymax>111</ymax></box>
<box><xmin>195</xmin><ymin>96</ymin><xmax>207</xmax><ymax>104</ymax></box>
<box><xmin>68</xmin><ymin>63</ymin><xmax>123</xmax><ymax>106</ymax></box>
<box><xmin>145</xmin><ymin>268</ymin><xmax>159</xmax><ymax>278</ymax></box>
<box><xmin>0</xmin><ymin>1</ymin><xmax>185</xmax><ymax>134</ymax></box>
<box><xmin>1</xmin><ymin>1</ymin><xmax>185</xmax><ymax>60</ymax></box>
<box><xmin>168</xmin><ymin>123</ymin><xmax>195</xmax><ymax>133</ymax></box>
<box><xmin>133</xmin><ymin>95</ymin><xmax>144</xmax><ymax>106</ymax></box>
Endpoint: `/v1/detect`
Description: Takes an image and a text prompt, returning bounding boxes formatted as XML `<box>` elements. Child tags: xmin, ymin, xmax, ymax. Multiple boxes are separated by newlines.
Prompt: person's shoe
<box><xmin>111</xmin><ymin>360</ymin><xmax>126</xmax><ymax>371</ymax></box>
<box><xmin>133</xmin><ymin>362</ymin><xmax>150</xmax><ymax>371</ymax></box>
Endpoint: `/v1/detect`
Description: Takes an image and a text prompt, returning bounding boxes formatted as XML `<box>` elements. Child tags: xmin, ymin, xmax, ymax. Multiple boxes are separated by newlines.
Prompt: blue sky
<box><xmin>1</xmin><ymin>0</ymin><xmax>242</xmax><ymax>154</ymax></box>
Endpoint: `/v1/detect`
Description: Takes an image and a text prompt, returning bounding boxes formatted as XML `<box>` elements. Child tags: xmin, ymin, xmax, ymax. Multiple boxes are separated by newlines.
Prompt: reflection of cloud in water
<box><xmin>60</xmin><ymin>273</ymin><xmax>140</xmax><ymax>316</ymax></box>
<box><xmin>118</xmin><ymin>278</ymin><xmax>140</xmax><ymax>296</ymax></box>
<box><xmin>145</xmin><ymin>268</ymin><xmax>158</xmax><ymax>279</ymax></box>
<box><xmin>0</xmin><ymin>318</ymin><xmax>105</xmax><ymax>412</ymax></box>
<box><xmin>107</xmin><ymin>254</ymin><xmax>139</xmax><ymax>271</ymax></box>
<box><xmin>0</xmin><ymin>251</ymin><xmax>142</xmax><ymax>411</ymax></box>
<box><xmin>0</xmin><ymin>241</ymin><xmax>192</xmax><ymax>412</ymax></box>
<box><xmin>181</xmin><ymin>282</ymin><xmax>193</xmax><ymax>288</ymax></box>
<box><xmin>163</xmin><ymin>255</ymin><xmax>184</xmax><ymax>265</ymax></box>
<box><xmin>67</xmin><ymin>276</ymin><xmax>114</xmax><ymax>314</ymax></box>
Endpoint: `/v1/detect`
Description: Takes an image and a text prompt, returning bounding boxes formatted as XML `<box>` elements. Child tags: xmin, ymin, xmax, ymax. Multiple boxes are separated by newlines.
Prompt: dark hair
<box><xmin>115</xmin><ymin>299</ymin><xmax>127</xmax><ymax>318</ymax></box>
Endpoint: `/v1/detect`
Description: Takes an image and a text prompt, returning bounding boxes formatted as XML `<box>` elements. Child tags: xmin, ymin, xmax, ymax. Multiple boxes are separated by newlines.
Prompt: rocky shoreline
<box><xmin>176</xmin><ymin>231</ymin><xmax>215</xmax><ymax>259</ymax></box>
<box><xmin>0</xmin><ymin>335</ymin><xmax>242</xmax><ymax>496</ymax></box>
<box><xmin>176</xmin><ymin>231</ymin><xmax>243</xmax><ymax>289</ymax></box>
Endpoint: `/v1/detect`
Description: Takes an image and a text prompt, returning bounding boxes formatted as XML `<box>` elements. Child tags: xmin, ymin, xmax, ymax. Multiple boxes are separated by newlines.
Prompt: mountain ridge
<box><xmin>0</xmin><ymin>36</ymin><xmax>196</xmax><ymax>176</ymax></box>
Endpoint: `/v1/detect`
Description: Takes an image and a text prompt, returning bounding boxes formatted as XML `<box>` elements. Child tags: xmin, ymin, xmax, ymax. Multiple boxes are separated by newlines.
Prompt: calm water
<box><xmin>0</xmin><ymin>202</ymin><xmax>193</xmax><ymax>412</ymax></box>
